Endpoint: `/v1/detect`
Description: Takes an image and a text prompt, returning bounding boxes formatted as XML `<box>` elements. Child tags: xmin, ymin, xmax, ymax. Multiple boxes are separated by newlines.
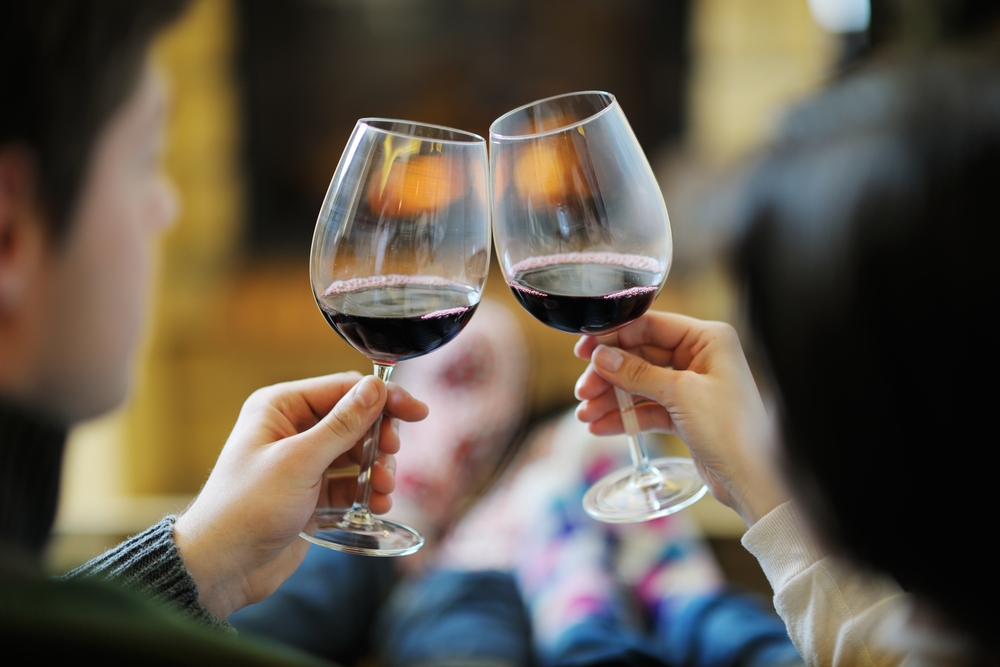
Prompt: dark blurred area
<box><xmin>237</xmin><ymin>0</ymin><xmax>690</xmax><ymax>253</ymax></box>
<box><xmin>835</xmin><ymin>0</ymin><xmax>1000</xmax><ymax>68</ymax></box>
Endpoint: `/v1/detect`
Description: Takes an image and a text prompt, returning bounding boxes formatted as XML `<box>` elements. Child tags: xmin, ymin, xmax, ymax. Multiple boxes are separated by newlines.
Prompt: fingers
<box><xmin>369</xmin><ymin>454</ymin><xmax>396</xmax><ymax>514</ymax></box>
<box><xmin>573</xmin><ymin>382</ymin><xmax>617</xmax><ymax>421</ymax></box>
<box><xmin>378</xmin><ymin>417</ymin><xmax>401</xmax><ymax>455</ymax></box>
<box><xmin>385</xmin><ymin>382</ymin><xmax>429</xmax><ymax>423</ymax></box>
<box><xmin>281</xmin><ymin>371</ymin><xmax>364</xmax><ymax>411</ymax></box>
<box><xmin>576</xmin><ymin>398</ymin><xmax>676</xmax><ymax>435</ymax></box>
<box><xmin>308</xmin><ymin>376</ymin><xmax>387</xmax><ymax>462</ymax></box>
<box><xmin>575</xmin><ymin>312</ymin><xmax>724</xmax><ymax>370</ymax></box>
<box><xmin>247</xmin><ymin>372</ymin><xmax>364</xmax><ymax>433</ymax></box>
<box><xmin>327</xmin><ymin>453</ymin><xmax>396</xmax><ymax>511</ymax></box>
<box><xmin>369</xmin><ymin>494</ymin><xmax>393</xmax><ymax>515</ymax></box>
<box><xmin>574</xmin><ymin>363</ymin><xmax>606</xmax><ymax>400</ymax></box>
<box><xmin>371</xmin><ymin>453</ymin><xmax>396</xmax><ymax>494</ymax></box>
<box><xmin>574</xmin><ymin>334</ymin><xmax>610</xmax><ymax>361</ymax></box>
<box><xmin>322</xmin><ymin>451</ymin><xmax>397</xmax><ymax>513</ymax></box>
<box><xmin>314</xmin><ymin>382</ymin><xmax>402</xmax><ymax>512</ymax></box>
<box><xmin>252</xmin><ymin>373</ymin><xmax>424</xmax><ymax>432</ymax></box>
<box><xmin>576</xmin><ymin>358</ymin><xmax>676</xmax><ymax>431</ymax></box>
<box><xmin>588</xmin><ymin>344</ymin><xmax>677</xmax><ymax>407</ymax></box>
<box><xmin>354</xmin><ymin>386</ymin><xmax>422</xmax><ymax>457</ymax></box>
<box><xmin>612</xmin><ymin>312</ymin><xmax>701</xmax><ymax>354</ymax></box>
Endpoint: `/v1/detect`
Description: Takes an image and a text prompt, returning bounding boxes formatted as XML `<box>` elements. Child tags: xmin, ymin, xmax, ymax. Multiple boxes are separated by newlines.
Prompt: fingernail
<box><xmin>391</xmin><ymin>419</ymin><xmax>399</xmax><ymax>438</ymax></box>
<box><xmin>356</xmin><ymin>376</ymin><xmax>380</xmax><ymax>408</ymax></box>
<box><xmin>375</xmin><ymin>457</ymin><xmax>395</xmax><ymax>479</ymax></box>
<box><xmin>593</xmin><ymin>345</ymin><xmax>623</xmax><ymax>372</ymax></box>
<box><xmin>574</xmin><ymin>374</ymin><xmax>587</xmax><ymax>400</ymax></box>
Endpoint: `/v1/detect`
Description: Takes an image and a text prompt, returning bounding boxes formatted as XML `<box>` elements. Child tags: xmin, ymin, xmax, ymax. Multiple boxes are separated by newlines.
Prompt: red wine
<box><xmin>319</xmin><ymin>276</ymin><xmax>479</xmax><ymax>364</ymax></box>
<box><xmin>507</xmin><ymin>253</ymin><xmax>663</xmax><ymax>334</ymax></box>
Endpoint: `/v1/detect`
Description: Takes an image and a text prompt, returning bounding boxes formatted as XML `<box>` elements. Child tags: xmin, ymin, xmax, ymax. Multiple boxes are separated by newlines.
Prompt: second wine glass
<box><xmin>490</xmin><ymin>91</ymin><xmax>707</xmax><ymax>523</ymax></box>
<box><xmin>306</xmin><ymin>118</ymin><xmax>490</xmax><ymax>555</ymax></box>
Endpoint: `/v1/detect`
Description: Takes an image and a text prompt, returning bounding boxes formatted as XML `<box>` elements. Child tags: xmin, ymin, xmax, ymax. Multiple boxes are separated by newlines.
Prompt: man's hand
<box><xmin>173</xmin><ymin>372</ymin><xmax>428</xmax><ymax>619</ymax></box>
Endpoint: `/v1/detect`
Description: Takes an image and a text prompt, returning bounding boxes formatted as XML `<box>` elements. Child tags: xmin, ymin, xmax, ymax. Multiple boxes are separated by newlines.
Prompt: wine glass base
<box><xmin>583</xmin><ymin>456</ymin><xmax>708</xmax><ymax>523</ymax></box>
<box><xmin>300</xmin><ymin>508</ymin><xmax>425</xmax><ymax>557</ymax></box>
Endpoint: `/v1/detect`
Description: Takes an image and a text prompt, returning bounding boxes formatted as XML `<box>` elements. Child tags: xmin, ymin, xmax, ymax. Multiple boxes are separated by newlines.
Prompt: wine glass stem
<box><xmin>344</xmin><ymin>363</ymin><xmax>394</xmax><ymax>527</ymax></box>
<box><xmin>613</xmin><ymin>386</ymin><xmax>663</xmax><ymax>489</ymax></box>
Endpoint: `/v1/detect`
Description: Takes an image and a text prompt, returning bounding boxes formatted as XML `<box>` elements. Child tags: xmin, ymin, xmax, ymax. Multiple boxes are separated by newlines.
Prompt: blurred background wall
<box><xmin>50</xmin><ymin>0</ymin><xmax>844</xmax><ymax>571</ymax></box>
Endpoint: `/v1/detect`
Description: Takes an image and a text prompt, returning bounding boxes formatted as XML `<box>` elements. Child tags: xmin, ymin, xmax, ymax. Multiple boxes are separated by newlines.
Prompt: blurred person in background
<box><xmin>231</xmin><ymin>297</ymin><xmax>804</xmax><ymax>667</ymax></box>
<box><xmin>235</xmin><ymin>2</ymin><xmax>999</xmax><ymax>665</ymax></box>
<box><xmin>575</xmin><ymin>45</ymin><xmax>1000</xmax><ymax>666</ymax></box>
<box><xmin>0</xmin><ymin>1</ymin><xmax>427</xmax><ymax>661</ymax></box>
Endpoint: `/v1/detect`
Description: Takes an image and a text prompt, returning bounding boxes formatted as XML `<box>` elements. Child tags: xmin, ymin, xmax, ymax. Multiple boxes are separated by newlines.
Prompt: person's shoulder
<box><xmin>0</xmin><ymin>568</ymin><xmax>326</xmax><ymax>666</ymax></box>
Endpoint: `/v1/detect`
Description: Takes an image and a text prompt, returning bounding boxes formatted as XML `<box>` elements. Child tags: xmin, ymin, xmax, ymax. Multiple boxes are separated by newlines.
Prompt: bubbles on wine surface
<box><xmin>323</xmin><ymin>274</ymin><xmax>457</xmax><ymax>297</ymax></box>
<box><xmin>510</xmin><ymin>251</ymin><xmax>660</xmax><ymax>274</ymax></box>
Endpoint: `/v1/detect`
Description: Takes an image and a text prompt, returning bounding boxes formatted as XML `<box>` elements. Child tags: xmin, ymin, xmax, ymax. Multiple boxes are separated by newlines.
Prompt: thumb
<box><xmin>306</xmin><ymin>375</ymin><xmax>386</xmax><ymax>461</ymax></box>
<box><xmin>591</xmin><ymin>344</ymin><xmax>678</xmax><ymax>406</ymax></box>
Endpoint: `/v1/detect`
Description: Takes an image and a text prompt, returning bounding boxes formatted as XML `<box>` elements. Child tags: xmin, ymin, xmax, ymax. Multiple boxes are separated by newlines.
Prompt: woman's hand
<box><xmin>173</xmin><ymin>372</ymin><xmax>428</xmax><ymax>619</ymax></box>
<box><xmin>574</xmin><ymin>312</ymin><xmax>788</xmax><ymax>527</ymax></box>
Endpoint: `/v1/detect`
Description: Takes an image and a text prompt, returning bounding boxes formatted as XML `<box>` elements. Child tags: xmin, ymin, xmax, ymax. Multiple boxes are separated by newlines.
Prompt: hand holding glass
<box><xmin>306</xmin><ymin>119</ymin><xmax>490</xmax><ymax>555</ymax></box>
<box><xmin>490</xmin><ymin>92</ymin><xmax>707</xmax><ymax>522</ymax></box>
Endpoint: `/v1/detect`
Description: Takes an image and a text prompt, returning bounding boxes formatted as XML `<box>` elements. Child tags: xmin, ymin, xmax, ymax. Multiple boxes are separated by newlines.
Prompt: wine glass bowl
<box><xmin>490</xmin><ymin>92</ymin><xmax>707</xmax><ymax>523</ymax></box>
<box><xmin>307</xmin><ymin>118</ymin><xmax>490</xmax><ymax>555</ymax></box>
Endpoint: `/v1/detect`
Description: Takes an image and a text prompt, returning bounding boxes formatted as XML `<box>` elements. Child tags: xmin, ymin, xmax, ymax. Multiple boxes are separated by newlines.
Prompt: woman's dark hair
<box><xmin>0</xmin><ymin>0</ymin><xmax>189</xmax><ymax>238</ymax></box>
<box><xmin>738</xmin><ymin>51</ymin><xmax>1000</xmax><ymax>653</ymax></box>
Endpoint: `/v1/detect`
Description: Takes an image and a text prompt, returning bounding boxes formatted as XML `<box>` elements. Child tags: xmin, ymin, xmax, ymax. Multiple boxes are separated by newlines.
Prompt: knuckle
<box><xmin>324</xmin><ymin>407</ymin><xmax>360</xmax><ymax>440</ymax></box>
<box><xmin>710</xmin><ymin>321</ymin><xmax>739</xmax><ymax>344</ymax></box>
<box><xmin>244</xmin><ymin>386</ymin><xmax>275</xmax><ymax>411</ymax></box>
<box><xmin>245</xmin><ymin>386</ymin><xmax>269</xmax><ymax>403</ymax></box>
<box><xmin>625</xmin><ymin>358</ymin><xmax>650</xmax><ymax>385</ymax></box>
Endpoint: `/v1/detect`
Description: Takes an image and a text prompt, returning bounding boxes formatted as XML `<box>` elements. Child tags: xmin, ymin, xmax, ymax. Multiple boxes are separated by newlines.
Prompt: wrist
<box><xmin>732</xmin><ymin>484</ymin><xmax>786</xmax><ymax>527</ymax></box>
<box><xmin>173</xmin><ymin>510</ymin><xmax>247</xmax><ymax>619</ymax></box>
<box><xmin>728</xmin><ymin>462</ymin><xmax>789</xmax><ymax>527</ymax></box>
<box><xmin>730</xmin><ymin>404</ymin><xmax>788</xmax><ymax>527</ymax></box>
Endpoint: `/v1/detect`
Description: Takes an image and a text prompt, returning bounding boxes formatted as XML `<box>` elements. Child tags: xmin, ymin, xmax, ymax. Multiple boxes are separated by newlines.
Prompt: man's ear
<box><xmin>0</xmin><ymin>145</ymin><xmax>47</xmax><ymax>316</ymax></box>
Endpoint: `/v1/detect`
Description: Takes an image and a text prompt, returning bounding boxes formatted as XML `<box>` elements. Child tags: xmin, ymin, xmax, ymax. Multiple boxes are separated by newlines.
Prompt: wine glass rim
<box><xmin>489</xmin><ymin>91</ymin><xmax>617</xmax><ymax>140</ymax></box>
<box><xmin>358</xmin><ymin>117</ymin><xmax>486</xmax><ymax>144</ymax></box>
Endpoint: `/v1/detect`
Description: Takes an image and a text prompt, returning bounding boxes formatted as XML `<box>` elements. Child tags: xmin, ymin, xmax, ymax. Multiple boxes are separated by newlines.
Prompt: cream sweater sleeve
<box><xmin>741</xmin><ymin>502</ymin><xmax>908</xmax><ymax>667</ymax></box>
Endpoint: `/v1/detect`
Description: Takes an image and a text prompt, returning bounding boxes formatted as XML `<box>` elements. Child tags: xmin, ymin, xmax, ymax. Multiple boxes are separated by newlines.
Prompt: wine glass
<box><xmin>306</xmin><ymin>118</ymin><xmax>490</xmax><ymax>555</ymax></box>
<box><xmin>490</xmin><ymin>91</ymin><xmax>707</xmax><ymax>523</ymax></box>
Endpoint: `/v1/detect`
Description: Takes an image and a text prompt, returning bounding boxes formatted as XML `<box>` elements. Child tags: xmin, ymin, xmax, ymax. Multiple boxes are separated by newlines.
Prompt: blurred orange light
<box><xmin>512</xmin><ymin>136</ymin><xmax>589</xmax><ymax>205</ymax></box>
<box><xmin>368</xmin><ymin>154</ymin><xmax>463</xmax><ymax>216</ymax></box>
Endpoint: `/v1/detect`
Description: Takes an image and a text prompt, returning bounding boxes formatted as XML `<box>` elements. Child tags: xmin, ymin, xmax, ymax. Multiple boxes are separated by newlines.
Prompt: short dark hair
<box><xmin>0</xmin><ymin>0</ymin><xmax>189</xmax><ymax>238</ymax></box>
<box><xmin>738</xmin><ymin>51</ymin><xmax>1000</xmax><ymax>654</ymax></box>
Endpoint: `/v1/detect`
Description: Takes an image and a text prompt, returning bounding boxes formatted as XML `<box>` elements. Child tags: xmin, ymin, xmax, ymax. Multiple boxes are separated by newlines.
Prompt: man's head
<box><xmin>0</xmin><ymin>1</ymin><xmax>188</xmax><ymax>422</ymax></box>
<box><xmin>738</xmin><ymin>52</ymin><xmax>1000</xmax><ymax>650</ymax></box>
